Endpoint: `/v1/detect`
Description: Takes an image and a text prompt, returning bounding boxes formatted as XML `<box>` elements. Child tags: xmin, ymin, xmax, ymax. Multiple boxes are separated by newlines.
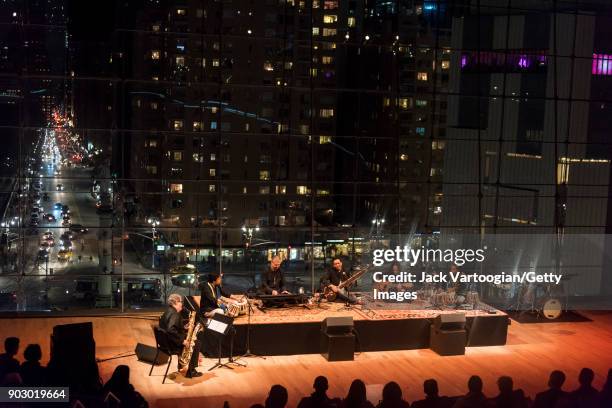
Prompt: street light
<box><xmin>147</xmin><ymin>218</ymin><xmax>160</xmax><ymax>268</ymax></box>
<box><xmin>372</xmin><ymin>217</ymin><xmax>385</xmax><ymax>248</ymax></box>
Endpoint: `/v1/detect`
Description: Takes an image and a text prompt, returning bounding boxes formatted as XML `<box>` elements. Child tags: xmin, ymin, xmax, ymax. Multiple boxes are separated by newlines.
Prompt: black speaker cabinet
<box><xmin>429</xmin><ymin>325</ymin><xmax>466</xmax><ymax>356</ymax></box>
<box><xmin>135</xmin><ymin>343</ymin><xmax>169</xmax><ymax>365</ymax></box>
<box><xmin>320</xmin><ymin>331</ymin><xmax>355</xmax><ymax>361</ymax></box>
<box><xmin>51</xmin><ymin>322</ymin><xmax>96</xmax><ymax>363</ymax></box>
<box><xmin>322</xmin><ymin>316</ymin><xmax>354</xmax><ymax>335</ymax></box>
<box><xmin>433</xmin><ymin>313</ymin><xmax>466</xmax><ymax>331</ymax></box>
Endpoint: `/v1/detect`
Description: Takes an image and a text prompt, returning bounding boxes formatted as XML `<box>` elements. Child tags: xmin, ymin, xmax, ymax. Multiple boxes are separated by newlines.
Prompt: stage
<box><xmin>0</xmin><ymin>310</ymin><xmax>610</xmax><ymax>408</ymax></box>
<box><xmin>221</xmin><ymin>300</ymin><xmax>509</xmax><ymax>355</ymax></box>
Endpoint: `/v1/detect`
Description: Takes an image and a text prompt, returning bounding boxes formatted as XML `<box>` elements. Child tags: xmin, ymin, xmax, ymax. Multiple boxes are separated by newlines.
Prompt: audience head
<box><xmin>382</xmin><ymin>381</ymin><xmax>403</xmax><ymax>402</ymax></box>
<box><xmin>578</xmin><ymin>368</ymin><xmax>594</xmax><ymax>387</ymax></box>
<box><xmin>23</xmin><ymin>344</ymin><xmax>42</xmax><ymax>363</ymax></box>
<box><xmin>4</xmin><ymin>337</ymin><xmax>19</xmax><ymax>356</ymax></box>
<box><xmin>346</xmin><ymin>379</ymin><xmax>367</xmax><ymax>404</ymax></box>
<box><xmin>1</xmin><ymin>372</ymin><xmax>22</xmax><ymax>387</ymax></box>
<box><xmin>548</xmin><ymin>370</ymin><xmax>566</xmax><ymax>389</ymax></box>
<box><xmin>313</xmin><ymin>376</ymin><xmax>328</xmax><ymax>393</ymax></box>
<box><xmin>468</xmin><ymin>376</ymin><xmax>483</xmax><ymax>394</ymax></box>
<box><xmin>108</xmin><ymin>365</ymin><xmax>130</xmax><ymax>388</ymax></box>
<box><xmin>424</xmin><ymin>379</ymin><xmax>439</xmax><ymax>398</ymax></box>
<box><xmin>265</xmin><ymin>384</ymin><xmax>288</xmax><ymax>408</ymax></box>
<box><xmin>497</xmin><ymin>376</ymin><xmax>513</xmax><ymax>394</ymax></box>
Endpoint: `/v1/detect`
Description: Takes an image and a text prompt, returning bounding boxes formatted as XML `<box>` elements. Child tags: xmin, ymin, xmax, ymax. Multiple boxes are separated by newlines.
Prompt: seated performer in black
<box><xmin>199</xmin><ymin>272</ymin><xmax>231</xmax><ymax>317</ymax></box>
<box><xmin>159</xmin><ymin>293</ymin><xmax>202</xmax><ymax>378</ymax></box>
<box><xmin>320</xmin><ymin>258</ymin><xmax>358</xmax><ymax>304</ymax></box>
<box><xmin>261</xmin><ymin>255</ymin><xmax>290</xmax><ymax>295</ymax></box>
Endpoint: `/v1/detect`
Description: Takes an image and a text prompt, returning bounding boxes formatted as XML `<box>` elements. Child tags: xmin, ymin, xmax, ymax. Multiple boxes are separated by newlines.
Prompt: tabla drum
<box><xmin>541</xmin><ymin>298</ymin><xmax>562</xmax><ymax>320</ymax></box>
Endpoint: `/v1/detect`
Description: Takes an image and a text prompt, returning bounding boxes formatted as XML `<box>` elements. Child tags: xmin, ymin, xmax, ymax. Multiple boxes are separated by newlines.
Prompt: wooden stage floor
<box><xmin>1</xmin><ymin>310</ymin><xmax>611</xmax><ymax>408</ymax></box>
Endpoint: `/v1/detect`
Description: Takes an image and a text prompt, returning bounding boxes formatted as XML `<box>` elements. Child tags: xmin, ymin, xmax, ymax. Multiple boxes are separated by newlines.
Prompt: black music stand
<box><xmin>207</xmin><ymin>313</ymin><xmax>238</xmax><ymax>371</ymax></box>
<box><xmin>239</xmin><ymin>293</ymin><xmax>266</xmax><ymax>360</ymax></box>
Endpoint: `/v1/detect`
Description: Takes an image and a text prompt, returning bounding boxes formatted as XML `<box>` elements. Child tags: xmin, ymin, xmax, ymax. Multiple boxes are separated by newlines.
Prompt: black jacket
<box><xmin>261</xmin><ymin>266</ymin><xmax>285</xmax><ymax>294</ymax></box>
<box><xmin>199</xmin><ymin>282</ymin><xmax>231</xmax><ymax>313</ymax></box>
<box><xmin>159</xmin><ymin>306</ymin><xmax>186</xmax><ymax>352</ymax></box>
<box><xmin>320</xmin><ymin>268</ymin><xmax>351</xmax><ymax>290</ymax></box>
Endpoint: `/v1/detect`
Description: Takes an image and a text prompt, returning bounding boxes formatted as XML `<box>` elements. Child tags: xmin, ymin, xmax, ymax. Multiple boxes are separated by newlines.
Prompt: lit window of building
<box><xmin>322</xmin><ymin>28</ymin><xmax>337</xmax><ymax>36</ymax></box>
<box><xmin>151</xmin><ymin>50</ymin><xmax>160</xmax><ymax>60</ymax></box>
<box><xmin>210</xmin><ymin>153</ymin><xmax>216</xmax><ymax>161</ymax></box>
<box><xmin>260</xmin><ymin>170</ymin><xmax>270</xmax><ymax>181</ymax></box>
<box><xmin>324</xmin><ymin>0</ymin><xmax>338</xmax><ymax>9</ymax></box>
<box><xmin>319</xmin><ymin>136</ymin><xmax>332</xmax><ymax>144</ymax></box>
<box><xmin>145</xmin><ymin>139</ymin><xmax>157</xmax><ymax>148</ymax></box>
<box><xmin>322</xmin><ymin>56</ymin><xmax>333</xmax><ymax>64</ymax></box>
<box><xmin>263</xmin><ymin>61</ymin><xmax>274</xmax><ymax>71</ymax></box>
<box><xmin>319</xmin><ymin>108</ymin><xmax>334</xmax><ymax>118</ymax></box>
<box><xmin>209</xmin><ymin>185</ymin><xmax>216</xmax><ymax>192</ymax></box>
<box><xmin>417</xmin><ymin>72</ymin><xmax>428</xmax><ymax>81</ymax></box>
<box><xmin>193</xmin><ymin>121</ymin><xmax>202</xmax><ymax>131</ymax></box>
<box><xmin>209</xmin><ymin>168</ymin><xmax>216</xmax><ymax>177</ymax></box>
<box><xmin>312</xmin><ymin>27</ymin><xmax>320</xmax><ymax>36</ymax></box>
<box><xmin>193</xmin><ymin>153</ymin><xmax>203</xmax><ymax>163</ymax></box>
<box><xmin>416</xmin><ymin>127</ymin><xmax>426</xmax><ymax>136</ymax></box>
<box><xmin>150</xmin><ymin>102</ymin><xmax>158</xmax><ymax>110</ymax></box>
<box><xmin>316</xmin><ymin>189</ymin><xmax>330</xmax><ymax>195</ymax></box>
<box><xmin>441</xmin><ymin>60</ymin><xmax>450</xmax><ymax>69</ymax></box>
<box><xmin>175</xmin><ymin>56</ymin><xmax>185</xmax><ymax>66</ymax></box>
<box><xmin>152</xmin><ymin>25</ymin><xmax>160</xmax><ymax>32</ymax></box>
<box><xmin>212</xmin><ymin>59</ymin><xmax>220</xmax><ymax>67</ymax></box>
<box><xmin>176</xmin><ymin>8</ymin><xmax>186</xmax><ymax>15</ymax></box>
<box><xmin>172</xmin><ymin>151</ymin><xmax>183</xmax><ymax>161</ymax></box>
<box><xmin>310</xmin><ymin>68</ymin><xmax>318</xmax><ymax>77</ymax></box>
<box><xmin>400</xmin><ymin>154</ymin><xmax>408</xmax><ymax>161</ymax></box>
<box><xmin>399</xmin><ymin>98</ymin><xmax>411</xmax><ymax>109</ymax></box>
<box><xmin>173</xmin><ymin>120</ymin><xmax>183</xmax><ymax>131</ymax></box>
<box><xmin>416</xmin><ymin>99</ymin><xmax>428</xmax><ymax>107</ymax></box>
<box><xmin>243</xmin><ymin>187</ymin><xmax>248</xmax><ymax>194</ymax></box>
<box><xmin>323</xmin><ymin>15</ymin><xmax>338</xmax><ymax>23</ymax></box>
<box><xmin>211</xmin><ymin>121</ymin><xmax>217</xmax><ymax>130</ymax></box>
<box><xmin>432</xmin><ymin>140</ymin><xmax>446</xmax><ymax>150</ymax></box>
<box><xmin>348</xmin><ymin>16</ymin><xmax>355</xmax><ymax>27</ymax></box>
<box><xmin>297</xmin><ymin>186</ymin><xmax>309</xmax><ymax>195</ymax></box>
<box><xmin>276</xmin><ymin>185</ymin><xmax>287</xmax><ymax>194</ymax></box>
<box><xmin>170</xmin><ymin>183</ymin><xmax>183</xmax><ymax>194</ymax></box>
<box><xmin>146</xmin><ymin>165</ymin><xmax>157</xmax><ymax>175</ymax></box>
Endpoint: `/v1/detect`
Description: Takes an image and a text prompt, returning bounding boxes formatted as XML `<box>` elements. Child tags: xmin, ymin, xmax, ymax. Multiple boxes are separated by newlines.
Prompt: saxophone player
<box><xmin>159</xmin><ymin>294</ymin><xmax>203</xmax><ymax>378</ymax></box>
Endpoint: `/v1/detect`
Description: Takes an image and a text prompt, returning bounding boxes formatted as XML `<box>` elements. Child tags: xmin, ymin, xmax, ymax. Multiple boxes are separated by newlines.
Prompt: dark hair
<box><xmin>331</xmin><ymin>257</ymin><xmax>342</xmax><ymax>264</ymax></box>
<box><xmin>549</xmin><ymin>370</ymin><xmax>566</xmax><ymax>389</ymax></box>
<box><xmin>207</xmin><ymin>272</ymin><xmax>221</xmax><ymax>283</ymax></box>
<box><xmin>468</xmin><ymin>376</ymin><xmax>483</xmax><ymax>393</ymax></box>
<box><xmin>423</xmin><ymin>379</ymin><xmax>438</xmax><ymax>397</ymax></box>
<box><xmin>497</xmin><ymin>376</ymin><xmax>513</xmax><ymax>393</ymax></box>
<box><xmin>4</xmin><ymin>337</ymin><xmax>19</xmax><ymax>355</ymax></box>
<box><xmin>345</xmin><ymin>379</ymin><xmax>367</xmax><ymax>407</ymax></box>
<box><xmin>313</xmin><ymin>376</ymin><xmax>328</xmax><ymax>392</ymax></box>
<box><xmin>265</xmin><ymin>384</ymin><xmax>288</xmax><ymax>408</ymax></box>
<box><xmin>382</xmin><ymin>381</ymin><xmax>403</xmax><ymax>402</ymax></box>
<box><xmin>578</xmin><ymin>368</ymin><xmax>594</xmax><ymax>386</ymax></box>
<box><xmin>23</xmin><ymin>344</ymin><xmax>42</xmax><ymax>362</ymax></box>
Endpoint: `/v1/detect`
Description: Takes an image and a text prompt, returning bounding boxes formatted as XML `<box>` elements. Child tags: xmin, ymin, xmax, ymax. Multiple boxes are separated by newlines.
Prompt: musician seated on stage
<box><xmin>261</xmin><ymin>255</ymin><xmax>291</xmax><ymax>295</ymax></box>
<box><xmin>199</xmin><ymin>272</ymin><xmax>232</xmax><ymax>317</ymax></box>
<box><xmin>158</xmin><ymin>294</ymin><xmax>202</xmax><ymax>378</ymax></box>
<box><xmin>320</xmin><ymin>258</ymin><xmax>358</xmax><ymax>304</ymax></box>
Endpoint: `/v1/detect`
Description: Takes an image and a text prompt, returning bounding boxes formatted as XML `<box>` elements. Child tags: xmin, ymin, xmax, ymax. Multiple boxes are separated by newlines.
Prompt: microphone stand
<box><xmin>239</xmin><ymin>292</ymin><xmax>266</xmax><ymax>360</ymax></box>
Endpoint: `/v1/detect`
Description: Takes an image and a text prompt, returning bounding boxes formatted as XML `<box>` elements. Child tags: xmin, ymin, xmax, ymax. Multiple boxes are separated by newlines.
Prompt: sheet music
<box><xmin>207</xmin><ymin>319</ymin><xmax>228</xmax><ymax>334</ymax></box>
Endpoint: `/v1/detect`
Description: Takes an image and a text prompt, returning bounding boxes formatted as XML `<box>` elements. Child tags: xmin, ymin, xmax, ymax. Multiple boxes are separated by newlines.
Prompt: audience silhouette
<box><xmin>0</xmin><ymin>336</ymin><xmax>20</xmax><ymax>384</ymax></box>
<box><xmin>102</xmin><ymin>365</ymin><xmax>148</xmax><ymax>408</ymax></box>
<box><xmin>452</xmin><ymin>375</ymin><xmax>488</xmax><ymax>408</ymax></box>
<box><xmin>298</xmin><ymin>376</ymin><xmax>341</xmax><ymax>408</ymax></box>
<box><xmin>266</xmin><ymin>384</ymin><xmax>289</xmax><ymax>408</ymax></box>
<box><xmin>412</xmin><ymin>379</ymin><xmax>453</xmax><ymax>408</ymax></box>
<box><xmin>341</xmin><ymin>379</ymin><xmax>375</xmax><ymax>408</ymax></box>
<box><xmin>533</xmin><ymin>370</ymin><xmax>568</xmax><ymax>408</ymax></box>
<box><xmin>19</xmin><ymin>343</ymin><xmax>46</xmax><ymax>386</ymax></box>
<box><xmin>376</xmin><ymin>381</ymin><xmax>410</xmax><ymax>408</ymax></box>
<box><xmin>569</xmin><ymin>368</ymin><xmax>600</xmax><ymax>408</ymax></box>
<box><xmin>491</xmin><ymin>376</ymin><xmax>528</xmax><ymax>408</ymax></box>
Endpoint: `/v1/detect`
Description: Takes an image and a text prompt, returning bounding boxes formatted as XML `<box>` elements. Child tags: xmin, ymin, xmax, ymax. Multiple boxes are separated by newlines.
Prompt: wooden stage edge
<box><xmin>1</xmin><ymin>310</ymin><xmax>612</xmax><ymax>408</ymax></box>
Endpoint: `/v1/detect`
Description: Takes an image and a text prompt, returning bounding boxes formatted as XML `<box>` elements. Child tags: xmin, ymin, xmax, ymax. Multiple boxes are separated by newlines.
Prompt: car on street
<box><xmin>58</xmin><ymin>240</ymin><xmax>72</xmax><ymax>251</ymax></box>
<box><xmin>56</xmin><ymin>183</ymin><xmax>64</xmax><ymax>191</ymax></box>
<box><xmin>60</xmin><ymin>231</ymin><xmax>74</xmax><ymax>241</ymax></box>
<box><xmin>39</xmin><ymin>241</ymin><xmax>50</xmax><ymax>250</ymax></box>
<box><xmin>37</xmin><ymin>249</ymin><xmax>49</xmax><ymax>261</ymax></box>
<box><xmin>44</xmin><ymin>213</ymin><xmax>56</xmax><ymax>222</ymax></box>
<box><xmin>54</xmin><ymin>202</ymin><xmax>63</xmax><ymax>210</ymax></box>
<box><xmin>72</xmin><ymin>277</ymin><xmax>162</xmax><ymax>303</ymax></box>
<box><xmin>44</xmin><ymin>235</ymin><xmax>55</xmax><ymax>246</ymax></box>
<box><xmin>43</xmin><ymin>230</ymin><xmax>54</xmax><ymax>238</ymax></box>
<box><xmin>69</xmin><ymin>224</ymin><xmax>88</xmax><ymax>234</ymax></box>
<box><xmin>61</xmin><ymin>219</ymin><xmax>71</xmax><ymax>227</ymax></box>
<box><xmin>57</xmin><ymin>249</ymin><xmax>72</xmax><ymax>262</ymax></box>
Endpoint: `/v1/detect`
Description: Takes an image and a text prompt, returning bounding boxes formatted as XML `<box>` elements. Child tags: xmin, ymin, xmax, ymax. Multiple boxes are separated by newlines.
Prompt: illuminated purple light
<box><xmin>461</xmin><ymin>55</ymin><xmax>467</xmax><ymax>68</ymax></box>
<box><xmin>518</xmin><ymin>55</ymin><xmax>529</xmax><ymax>68</ymax></box>
<box><xmin>460</xmin><ymin>50</ymin><xmax>547</xmax><ymax>70</ymax></box>
<box><xmin>593</xmin><ymin>53</ymin><xmax>612</xmax><ymax>76</ymax></box>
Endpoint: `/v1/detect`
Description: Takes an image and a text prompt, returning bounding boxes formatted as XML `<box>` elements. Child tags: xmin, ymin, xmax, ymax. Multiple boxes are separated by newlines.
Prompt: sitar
<box><xmin>323</xmin><ymin>264</ymin><xmax>371</xmax><ymax>301</ymax></box>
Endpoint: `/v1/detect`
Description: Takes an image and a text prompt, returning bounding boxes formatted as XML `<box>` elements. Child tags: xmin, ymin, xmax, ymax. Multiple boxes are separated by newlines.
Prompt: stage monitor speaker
<box><xmin>135</xmin><ymin>343</ymin><xmax>169</xmax><ymax>365</ymax></box>
<box><xmin>51</xmin><ymin>322</ymin><xmax>95</xmax><ymax>363</ymax></box>
<box><xmin>322</xmin><ymin>316</ymin><xmax>353</xmax><ymax>335</ymax></box>
<box><xmin>320</xmin><ymin>332</ymin><xmax>355</xmax><ymax>361</ymax></box>
<box><xmin>430</xmin><ymin>325</ymin><xmax>466</xmax><ymax>356</ymax></box>
<box><xmin>433</xmin><ymin>313</ymin><xmax>466</xmax><ymax>331</ymax></box>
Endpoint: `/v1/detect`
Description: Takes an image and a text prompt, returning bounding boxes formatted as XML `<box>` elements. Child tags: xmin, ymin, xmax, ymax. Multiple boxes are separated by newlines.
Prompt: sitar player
<box><xmin>319</xmin><ymin>258</ymin><xmax>358</xmax><ymax>304</ymax></box>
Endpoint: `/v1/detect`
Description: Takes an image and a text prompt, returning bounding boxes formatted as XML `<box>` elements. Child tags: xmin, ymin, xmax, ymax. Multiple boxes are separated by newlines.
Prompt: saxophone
<box><xmin>179</xmin><ymin>310</ymin><xmax>203</xmax><ymax>369</ymax></box>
